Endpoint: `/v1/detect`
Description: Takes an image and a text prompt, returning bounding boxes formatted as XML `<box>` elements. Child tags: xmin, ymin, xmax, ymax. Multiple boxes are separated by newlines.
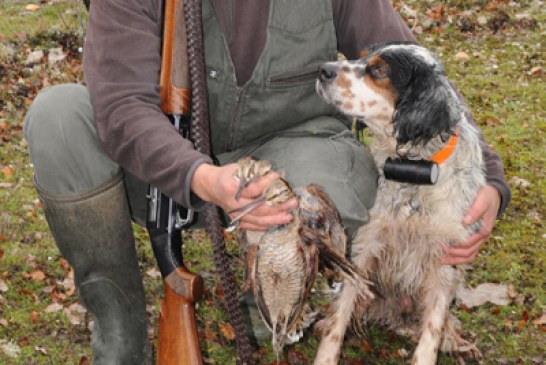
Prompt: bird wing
<box><xmin>302</xmin><ymin>226</ymin><xmax>374</xmax><ymax>300</ymax></box>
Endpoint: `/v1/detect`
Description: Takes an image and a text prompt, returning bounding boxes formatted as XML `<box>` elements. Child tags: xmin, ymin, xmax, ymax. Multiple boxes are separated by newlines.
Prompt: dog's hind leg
<box><xmin>412</xmin><ymin>266</ymin><xmax>457</xmax><ymax>365</ymax></box>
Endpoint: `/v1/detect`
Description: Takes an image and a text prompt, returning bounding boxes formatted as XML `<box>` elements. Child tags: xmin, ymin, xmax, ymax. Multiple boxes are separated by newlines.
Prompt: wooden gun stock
<box><xmin>155</xmin><ymin>0</ymin><xmax>203</xmax><ymax>364</ymax></box>
<box><xmin>157</xmin><ymin>268</ymin><xmax>204</xmax><ymax>364</ymax></box>
<box><xmin>160</xmin><ymin>0</ymin><xmax>191</xmax><ymax>115</ymax></box>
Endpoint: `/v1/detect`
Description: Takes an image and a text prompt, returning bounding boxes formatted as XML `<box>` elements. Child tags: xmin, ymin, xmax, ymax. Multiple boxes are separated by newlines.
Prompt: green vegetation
<box><xmin>0</xmin><ymin>1</ymin><xmax>544</xmax><ymax>364</ymax></box>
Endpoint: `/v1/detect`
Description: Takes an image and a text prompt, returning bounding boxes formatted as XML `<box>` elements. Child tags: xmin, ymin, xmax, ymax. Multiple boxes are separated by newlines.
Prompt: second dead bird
<box><xmin>230</xmin><ymin>157</ymin><xmax>373</xmax><ymax>358</ymax></box>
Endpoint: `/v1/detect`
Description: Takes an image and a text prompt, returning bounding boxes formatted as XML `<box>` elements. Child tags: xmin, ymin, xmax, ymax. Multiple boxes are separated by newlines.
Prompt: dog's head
<box><xmin>316</xmin><ymin>42</ymin><xmax>461</xmax><ymax>146</ymax></box>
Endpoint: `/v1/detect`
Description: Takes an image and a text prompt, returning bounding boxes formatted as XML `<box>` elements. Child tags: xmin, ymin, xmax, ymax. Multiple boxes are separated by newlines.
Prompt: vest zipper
<box><xmin>227</xmin><ymin>87</ymin><xmax>244</xmax><ymax>151</ymax></box>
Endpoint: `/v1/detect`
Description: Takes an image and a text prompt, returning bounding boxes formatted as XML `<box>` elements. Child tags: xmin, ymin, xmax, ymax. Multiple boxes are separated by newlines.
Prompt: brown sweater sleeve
<box><xmin>332</xmin><ymin>0</ymin><xmax>511</xmax><ymax>215</ymax></box>
<box><xmin>83</xmin><ymin>0</ymin><xmax>212</xmax><ymax>210</ymax></box>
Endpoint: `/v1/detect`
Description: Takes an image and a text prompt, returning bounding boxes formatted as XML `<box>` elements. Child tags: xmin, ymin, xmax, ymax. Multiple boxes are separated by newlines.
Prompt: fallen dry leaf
<box><xmin>25</xmin><ymin>4</ymin><xmax>40</xmax><ymax>11</ymax></box>
<box><xmin>1</xmin><ymin>165</ymin><xmax>13</xmax><ymax>179</ymax></box>
<box><xmin>0</xmin><ymin>340</ymin><xmax>21</xmax><ymax>358</ymax></box>
<box><xmin>203</xmin><ymin>328</ymin><xmax>218</xmax><ymax>341</ymax></box>
<box><xmin>454</xmin><ymin>51</ymin><xmax>470</xmax><ymax>61</ymax></box>
<box><xmin>34</xmin><ymin>345</ymin><xmax>47</xmax><ymax>355</ymax></box>
<box><xmin>48</xmin><ymin>47</ymin><xmax>66</xmax><ymax>66</ymax></box>
<box><xmin>360</xmin><ymin>339</ymin><xmax>373</xmax><ymax>353</ymax></box>
<box><xmin>146</xmin><ymin>267</ymin><xmax>161</xmax><ymax>278</ymax></box>
<box><xmin>44</xmin><ymin>302</ymin><xmax>63</xmax><ymax>313</ymax></box>
<box><xmin>532</xmin><ymin>313</ymin><xmax>546</xmax><ymax>325</ymax></box>
<box><xmin>59</xmin><ymin>258</ymin><xmax>70</xmax><ymax>271</ymax></box>
<box><xmin>25</xmin><ymin>269</ymin><xmax>46</xmax><ymax>282</ymax></box>
<box><xmin>64</xmin><ymin>303</ymin><xmax>87</xmax><ymax>325</ymax></box>
<box><xmin>30</xmin><ymin>311</ymin><xmax>40</xmax><ymax>323</ymax></box>
<box><xmin>484</xmin><ymin>117</ymin><xmax>502</xmax><ymax>126</ymax></box>
<box><xmin>393</xmin><ymin>348</ymin><xmax>410</xmax><ymax>358</ymax></box>
<box><xmin>58</xmin><ymin>271</ymin><xmax>75</xmax><ymax>288</ymax></box>
<box><xmin>507</xmin><ymin>284</ymin><xmax>517</xmax><ymax>298</ymax></box>
<box><xmin>528</xmin><ymin>66</ymin><xmax>543</xmax><ymax>76</ymax></box>
<box><xmin>517</xmin><ymin>311</ymin><xmax>529</xmax><ymax>331</ymax></box>
<box><xmin>214</xmin><ymin>283</ymin><xmax>225</xmax><ymax>300</ymax></box>
<box><xmin>286</xmin><ymin>348</ymin><xmax>309</xmax><ymax>365</ymax></box>
<box><xmin>25</xmin><ymin>50</ymin><xmax>44</xmax><ymax>64</ymax></box>
<box><xmin>218</xmin><ymin>322</ymin><xmax>236</xmax><ymax>341</ymax></box>
<box><xmin>0</xmin><ymin>278</ymin><xmax>8</xmax><ymax>293</ymax></box>
<box><xmin>510</xmin><ymin>176</ymin><xmax>531</xmax><ymax>188</ymax></box>
<box><xmin>203</xmin><ymin>320</ymin><xmax>218</xmax><ymax>341</ymax></box>
<box><xmin>485</xmin><ymin>1</ymin><xmax>499</xmax><ymax>11</ymax></box>
<box><xmin>456</xmin><ymin>283</ymin><xmax>511</xmax><ymax>308</ymax></box>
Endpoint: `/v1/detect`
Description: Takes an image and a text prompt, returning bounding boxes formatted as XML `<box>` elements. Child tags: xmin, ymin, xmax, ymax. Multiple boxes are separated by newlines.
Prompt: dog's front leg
<box><xmin>313</xmin><ymin>280</ymin><xmax>361</xmax><ymax>365</ymax></box>
<box><xmin>314</xmin><ymin>227</ymin><xmax>378</xmax><ymax>365</ymax></box>
<box><xmin>412</xmin><ymin>266</ymin><xmax>456</xmax><ymax>365</ymax></box>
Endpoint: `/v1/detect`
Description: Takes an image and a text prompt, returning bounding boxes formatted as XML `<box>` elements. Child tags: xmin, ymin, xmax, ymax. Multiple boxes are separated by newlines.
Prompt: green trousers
<box><xmin>25</xmin><ymin>83</ymin><xmax>377</xmax><ymax>237</ymax></box>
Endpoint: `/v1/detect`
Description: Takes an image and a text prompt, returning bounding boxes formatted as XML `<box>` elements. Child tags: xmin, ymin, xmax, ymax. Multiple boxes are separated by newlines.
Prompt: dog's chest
<box><xmin>375</xmin><ymin>182</ymin><xmax>426</xmax><ymax>216</ymax></box>
<box><xmin>366</xmin><ymin>183</ymin><xmax>461</xmax><ymax>293</ymax></box>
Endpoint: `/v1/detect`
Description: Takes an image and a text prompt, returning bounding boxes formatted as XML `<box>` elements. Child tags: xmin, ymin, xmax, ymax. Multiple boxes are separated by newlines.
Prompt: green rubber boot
<box><xmin>37</xmin><ymin>174</ymin><xmax>150</xmax><ymax>364</ymax></box>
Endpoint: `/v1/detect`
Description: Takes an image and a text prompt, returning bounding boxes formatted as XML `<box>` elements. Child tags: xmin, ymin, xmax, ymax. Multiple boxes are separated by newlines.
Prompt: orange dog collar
<box><xmin>430</xmin><ymin>128</ymin><xmax>459</xmax><ymax>164</ymax></box>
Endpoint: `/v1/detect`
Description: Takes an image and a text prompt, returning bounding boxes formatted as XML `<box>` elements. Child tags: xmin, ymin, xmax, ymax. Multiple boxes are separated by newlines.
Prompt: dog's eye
<box><xmin>369</xmin><ymin>65</ymin><xmax>388</xmax><ymax>79</ymax></box>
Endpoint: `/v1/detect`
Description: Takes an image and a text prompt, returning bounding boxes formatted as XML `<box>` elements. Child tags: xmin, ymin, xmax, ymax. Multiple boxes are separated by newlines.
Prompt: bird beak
<box><xmin>234</xmin><ymin>174</ymin><xmax>263</xmax><ymax>201</ymax></box>
<box><xmin>228</xmin><ymin>197</ymin><xmax>268</xmax><ymax>226</ymax></box>
<box><xmin>234</xmin><ymin>178</ymin><xmax>249</xmax><ymax>201</ymax></box>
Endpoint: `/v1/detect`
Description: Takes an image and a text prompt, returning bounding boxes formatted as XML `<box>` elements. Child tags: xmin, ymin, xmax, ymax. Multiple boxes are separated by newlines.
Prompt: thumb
<box><xmin>463</xmin><ymin>189</ymin><xmax>488</xmax><ymax>225</ymax></box>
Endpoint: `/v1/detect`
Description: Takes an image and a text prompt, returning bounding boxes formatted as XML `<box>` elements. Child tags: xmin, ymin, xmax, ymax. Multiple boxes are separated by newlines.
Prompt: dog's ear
<box><xmin>359</xmin><ymin>41</ymin><xmax>417</xmax><ymax>61</ymax></box>
<box><xmin>393</xmin><ymin>61</ymin><xmax>460</xmax><ymax>145</ymax></box>
<box><xmin>359</xmin><ymin>49</ymin><xmax>370</xmax><ymax>59</ymax></box>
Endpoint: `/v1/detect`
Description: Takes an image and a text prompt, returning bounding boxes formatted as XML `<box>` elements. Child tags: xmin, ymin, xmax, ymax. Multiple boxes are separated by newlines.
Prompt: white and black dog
<box><xmin>314</xmin><ymin>42</ymin><xmax>485</xmax><ymax>364</ymax></box>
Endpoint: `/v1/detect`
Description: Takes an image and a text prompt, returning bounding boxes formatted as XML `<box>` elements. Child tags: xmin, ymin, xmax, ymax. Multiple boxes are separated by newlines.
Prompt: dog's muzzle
<box><xmin>318</xmin><ymin>63</ymin><xmax>338</xmax><ymax>83</ymax></box>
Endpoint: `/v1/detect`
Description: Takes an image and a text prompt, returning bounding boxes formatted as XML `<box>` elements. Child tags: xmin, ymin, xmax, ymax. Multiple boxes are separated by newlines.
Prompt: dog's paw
<box><xmin>454</xmin><ymin>342</ymin><xmax>483</xmax><ymax>364</ymax></box>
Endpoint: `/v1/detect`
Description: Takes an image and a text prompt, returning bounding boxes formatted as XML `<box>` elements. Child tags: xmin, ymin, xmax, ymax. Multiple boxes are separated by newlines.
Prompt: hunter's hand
<box><xmin>442</xmin><ymin>185</ymin><xmax>501</xmax><ymax>265</ymax></box>
<box><xmin>191</xmin><ymin>163</ymin><xmax>296</xmax><ymax>231</ymax></box>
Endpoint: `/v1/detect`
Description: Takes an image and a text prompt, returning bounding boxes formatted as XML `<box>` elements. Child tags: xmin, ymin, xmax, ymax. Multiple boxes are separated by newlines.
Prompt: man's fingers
<box><xmin>441</xmin><ymin>249</ymin><xmax>479</xmax><ymax>265</ymax></box>
<box><xmin>279</xmin><ymin>197</ymin><xmax>298</xmax><ymax>211</ymax></box>
<box><xmin>236</xmin><ymin>210</ymin><xmax>293</xmax><ymax>229</ymax></box>
<box><xmin>443</xmin><ymin>185</ymin><xmax>501</xmax><ymax>266</ymax></box>
<box><xmin>444</xmin><ymin>243</ymin><xmax>481</xmax><ymax>259</ymax></box>
<box><xmin>464</xmin><ymin>196</ymin><xmax>486</xmax><ymax>225</ymax></box>
<box><xmin>442</xmin><ymin>235</ymin><xmax>484</xmax><ymax>265</ymax></box>
<box><xmin>238</xmin><ymin>172</ymin><xmax>281</xmax><ymax>199</ymax></box>
<box><xmin>464</xmin><ymin>185</ymin><xmax>500</xmax><ymax>225</ymax></box>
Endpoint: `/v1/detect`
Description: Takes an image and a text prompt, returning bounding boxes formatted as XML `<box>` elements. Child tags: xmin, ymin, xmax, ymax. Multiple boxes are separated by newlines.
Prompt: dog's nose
<box><xmin>319</xmin><ymin>64</ymin><xmax>338</xmax><ymax>83</ymax></box>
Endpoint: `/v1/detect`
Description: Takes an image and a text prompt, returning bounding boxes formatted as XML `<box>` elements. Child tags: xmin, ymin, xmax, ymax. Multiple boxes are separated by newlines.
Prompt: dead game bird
<box><xmin>231</xmin><ymin>158</ymin><xmax>374</xmax><ymax>358</ymax></box>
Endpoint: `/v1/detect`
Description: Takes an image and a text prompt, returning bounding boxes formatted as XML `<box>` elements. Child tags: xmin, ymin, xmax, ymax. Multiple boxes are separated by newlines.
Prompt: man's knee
<box><xmin>24</xmin><ymin>84</ymin><xmax>92</xmax><ymax>144</ymax></box>
<box><xmin>24</xmin><ymin>84</ymin><xmax>120</xmax><ymax>194</ymax></box>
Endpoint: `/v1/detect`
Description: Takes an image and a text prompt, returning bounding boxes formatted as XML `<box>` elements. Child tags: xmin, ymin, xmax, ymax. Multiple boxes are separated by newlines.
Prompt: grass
<box><xmin>0</xmin><ymin>1</ymin><xmax>87</xmax><ymax>37</ymax></box>
<box><xmin>0</xmin><ymin>0</ymin><xmax>544</xmax><ymax>364</ymax></box>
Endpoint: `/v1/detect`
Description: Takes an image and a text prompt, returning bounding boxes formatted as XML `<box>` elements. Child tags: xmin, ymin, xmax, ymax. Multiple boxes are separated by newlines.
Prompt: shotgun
<box><xmin>146</xmin><ymin>0</ymin><xmax>203</xmax><ymax>363</ymax></box>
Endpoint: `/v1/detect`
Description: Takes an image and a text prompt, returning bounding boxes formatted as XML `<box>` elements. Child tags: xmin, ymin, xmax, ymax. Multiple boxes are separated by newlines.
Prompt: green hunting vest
<box><xmin>202</xmin><ymin>0</ymin><xmax>348</xmax><ymax>155</ymax></box>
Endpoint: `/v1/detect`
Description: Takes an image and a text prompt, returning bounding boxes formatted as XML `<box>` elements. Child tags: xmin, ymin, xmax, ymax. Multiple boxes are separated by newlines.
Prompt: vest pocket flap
<box><xmin>268</xmin><ymin>66</ymin><xmax>320</xmax><ymax>87</ymax></box>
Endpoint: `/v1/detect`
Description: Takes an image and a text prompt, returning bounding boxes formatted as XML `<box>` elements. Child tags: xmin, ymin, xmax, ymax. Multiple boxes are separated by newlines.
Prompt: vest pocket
<box><xmin>267</xmin><ymin>66</ymin><xmax>320</xmax><ymax>88</ymax></box>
